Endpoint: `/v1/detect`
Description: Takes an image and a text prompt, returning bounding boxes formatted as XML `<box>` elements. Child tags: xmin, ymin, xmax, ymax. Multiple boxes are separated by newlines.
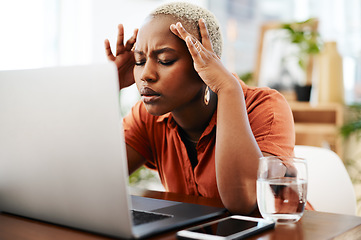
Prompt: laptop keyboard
<box><xmin>131</xmin><ymin>210</ymin><xmax>173</xmax><ymax>226</ymax></box>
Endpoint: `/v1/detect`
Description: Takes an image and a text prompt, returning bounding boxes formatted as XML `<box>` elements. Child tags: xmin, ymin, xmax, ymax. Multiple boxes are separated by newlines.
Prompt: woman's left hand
<box><xmin>170</xmin><ymin>19</ymin><xmax>237</xmax><ymax>94</ymax></box>
<box><xmin>172</xmin><ymin>19</ymin><xmax>261</xmax><ymax>215</ymax></box>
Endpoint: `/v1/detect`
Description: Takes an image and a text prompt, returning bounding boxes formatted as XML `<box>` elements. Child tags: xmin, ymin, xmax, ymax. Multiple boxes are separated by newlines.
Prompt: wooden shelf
<box><xmin>294</xmin><ymin>123</ymin><xmax>338</xmax><ymax>134</ymax></box>
<box><xmin>288</xmin><ymin>101</ymin><xmax>344</xmax><ymax>158</ymax></box>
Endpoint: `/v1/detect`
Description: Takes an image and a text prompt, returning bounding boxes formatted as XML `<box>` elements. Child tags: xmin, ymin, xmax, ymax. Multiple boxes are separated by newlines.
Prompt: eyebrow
<box><xmin>134</xmin><ymin>47</ymin><xmax>177</xmax><ymax>56</ymax></box>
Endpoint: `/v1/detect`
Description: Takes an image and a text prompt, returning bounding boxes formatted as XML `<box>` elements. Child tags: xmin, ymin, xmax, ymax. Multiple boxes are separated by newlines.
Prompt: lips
<box><xmin>140</xmin><ymin>87</ymin><xmax>160</xmax><ymax>96</ymax></box>
<box><xmin>140</xmin><ymin>87</ymin><xmax>161</xmax><ymax>103</ymax></box>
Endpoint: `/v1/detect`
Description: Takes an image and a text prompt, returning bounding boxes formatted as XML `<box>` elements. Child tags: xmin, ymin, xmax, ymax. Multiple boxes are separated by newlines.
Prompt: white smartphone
<box><xmin>176</xmin><ymin>215</ymin><xmax>275</xmax><ymax>240</ymax></box>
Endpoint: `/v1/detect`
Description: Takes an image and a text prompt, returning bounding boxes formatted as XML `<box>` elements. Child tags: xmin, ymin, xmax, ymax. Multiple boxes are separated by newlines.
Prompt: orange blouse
<box><xmin>123</xmin><ymin>80</ymin><xmax>295</xmax><ymax>200</ymax></box>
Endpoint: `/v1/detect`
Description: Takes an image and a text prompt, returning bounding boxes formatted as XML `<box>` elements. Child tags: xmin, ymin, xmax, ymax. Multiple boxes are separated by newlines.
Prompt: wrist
<box><xmin>216</xmin><ymin>75</ymin><xmax>243</xmax><ymax>97</ymax></box>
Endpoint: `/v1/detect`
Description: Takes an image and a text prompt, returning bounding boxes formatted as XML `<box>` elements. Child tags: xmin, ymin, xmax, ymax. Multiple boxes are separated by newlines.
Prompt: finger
<box><xmin>174</xmin><ymin>22</ymin><xmax>192</xmax><ymax>41</ymax></box>
<box><xmin>176</xmin><ymin>22</ymin><xmax>206</xmax><ymax>53</ymax></box>
<box><xmin>199</xmin><ymin>19</ymin><xmax>213</xmax><ymax>51</ymax></box>
<box><xmin>104</xmin><ymin>39</ymin><xmax>115</xmax><ymax>61</ymax></box>
<box><xmin>194</xmin><ymin>40</ymin><xmax>204</xmax><ymax>55</ymax></box>
<box><xmin>185</xmin><ymin>36</ymin><xmax>204</xmax><ymax>64</ymax></box>
<box><xmin>170</xmin><ymin>24</ymin><xmax>182</xmax><ymax>39</ymax></box>
<box><xmin>116</xmin><ymin>24</ymin><xmax>125</xmax><ymax>56</ymax></box>
<box><xmin>124</xmin><ymin>28</ymin><xmax>138</xmax><ymax>51</ymax></box>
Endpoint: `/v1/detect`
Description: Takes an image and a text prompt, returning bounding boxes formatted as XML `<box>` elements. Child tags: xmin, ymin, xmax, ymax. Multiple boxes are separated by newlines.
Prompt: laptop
<box><xmin>0</xmin><ymin>63</ymin><xmax>226</xmax><ymax>239</ymax></box>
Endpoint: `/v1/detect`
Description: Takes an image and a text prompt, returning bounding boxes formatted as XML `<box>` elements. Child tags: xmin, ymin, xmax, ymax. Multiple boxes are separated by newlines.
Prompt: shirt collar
<box><xmin>156</xmin><ymin>112</ymin><xmax>178</xmax><ymax>129</ymax></box>
<box><xmin>156</xmin><ymin>112</ymin><xmax>171</xmax><ymax>123</ymax></box>
<box><xmin>156</xmin><ymin>110</ymin><xmax>217</xmax><ymax>135</ymax></box>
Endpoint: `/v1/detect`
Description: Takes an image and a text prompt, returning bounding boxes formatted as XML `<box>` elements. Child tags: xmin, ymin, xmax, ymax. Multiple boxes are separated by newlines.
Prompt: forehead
<box><xmin>135</xmin><ymin>15</ymin><xmax>198</xmax><ymax>52</ymax></box>
<box><xmin>138</xmin><ymin>15</ymin><xmax>176</xmax><ymax>40</ymax></box>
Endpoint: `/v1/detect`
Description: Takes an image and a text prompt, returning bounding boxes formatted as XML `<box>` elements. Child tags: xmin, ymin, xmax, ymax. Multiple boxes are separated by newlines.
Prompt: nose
<box><xmin>140</xmin><ymin>61</ymin><xmax>158</xmax><ymax>82</ymax></box>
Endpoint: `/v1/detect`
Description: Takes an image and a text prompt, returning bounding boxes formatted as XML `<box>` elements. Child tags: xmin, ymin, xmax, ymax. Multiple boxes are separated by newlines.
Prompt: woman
<box><xmin>104</xmin><ymin>2</ymin><xmax>295</xmax><ymax>214</ymax></box>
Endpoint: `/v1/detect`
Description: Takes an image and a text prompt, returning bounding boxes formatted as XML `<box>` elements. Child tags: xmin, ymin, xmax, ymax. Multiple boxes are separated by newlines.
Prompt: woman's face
<box><xmin>133</xmin><ymin>15</ymin><xmax>204</xmax><ymax>116</ymax></box>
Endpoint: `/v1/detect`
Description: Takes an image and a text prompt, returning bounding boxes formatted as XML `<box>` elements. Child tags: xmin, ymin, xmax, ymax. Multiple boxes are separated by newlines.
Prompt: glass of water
<box><xmin>257</xmin><ymin>156</ymin><xmax>308</xmax><ymax>224</ymax></box>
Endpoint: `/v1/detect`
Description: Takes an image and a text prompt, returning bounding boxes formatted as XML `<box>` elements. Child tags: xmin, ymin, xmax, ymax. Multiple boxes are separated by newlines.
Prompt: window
<box><xmin>208</xmin><ymin>0</ymin><xmax>361</xmax><ymax>103</ymax></box>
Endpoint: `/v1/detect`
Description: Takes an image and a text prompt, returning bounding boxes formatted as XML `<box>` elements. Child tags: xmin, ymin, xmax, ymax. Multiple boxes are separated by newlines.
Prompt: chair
<box><xmin>294</xmin><ymin>145</ymin><xmax>357</xmax><ymax>215</ymax></box>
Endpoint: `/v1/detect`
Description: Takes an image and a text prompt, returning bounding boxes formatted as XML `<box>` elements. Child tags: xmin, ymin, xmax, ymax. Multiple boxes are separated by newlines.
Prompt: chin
<box><xmin>144</xmin><ymin>104</ymin><xmax>169</xmax><ymax>116</ymax></box>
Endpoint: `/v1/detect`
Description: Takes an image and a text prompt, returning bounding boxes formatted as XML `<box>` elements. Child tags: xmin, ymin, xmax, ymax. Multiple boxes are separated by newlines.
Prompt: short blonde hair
<box><xmin>150</xmin><ymin>2</ymin><xmax>223</xmax><ymax>57</ymax></box>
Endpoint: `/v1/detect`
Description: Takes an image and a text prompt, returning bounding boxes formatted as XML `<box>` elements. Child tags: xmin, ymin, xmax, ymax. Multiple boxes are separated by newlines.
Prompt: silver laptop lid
<box><xmin>0</xmin><ymin>63</ymin><xmax>134</xmax><ymax>238</ymax></box>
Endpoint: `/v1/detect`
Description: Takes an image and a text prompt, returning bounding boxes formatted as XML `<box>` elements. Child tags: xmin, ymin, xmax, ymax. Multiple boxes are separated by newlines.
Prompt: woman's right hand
<box><xmin>104</xmin><ymin>24</ymin><xmax>138</xmax><ymax>89</ymax></box>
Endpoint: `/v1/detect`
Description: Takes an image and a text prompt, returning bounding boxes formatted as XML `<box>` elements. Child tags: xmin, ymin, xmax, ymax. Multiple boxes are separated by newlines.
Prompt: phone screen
<box><xmin>189</xmin><ymin>218</ymin><xmax>268</xmax><ymax>237</ymax></box>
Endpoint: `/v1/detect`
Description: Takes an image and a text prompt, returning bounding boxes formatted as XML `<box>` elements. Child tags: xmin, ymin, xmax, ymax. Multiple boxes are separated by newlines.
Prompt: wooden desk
<box><xmin>0</xmin><ymin>188</ymin><xmax>360</xmax><ymax>240</ymax></box>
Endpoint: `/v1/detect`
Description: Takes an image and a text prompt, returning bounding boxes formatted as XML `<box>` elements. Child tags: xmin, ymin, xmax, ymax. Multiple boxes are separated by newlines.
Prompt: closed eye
<box><xmin>135</xmin><ymin>61</ymin><xmax>145</xmax><ymax>66</ymax></box>
<box><xmin>158</xmin><ymin>60</ymin><xmax>176</xmax><ymax>66</ymax></box>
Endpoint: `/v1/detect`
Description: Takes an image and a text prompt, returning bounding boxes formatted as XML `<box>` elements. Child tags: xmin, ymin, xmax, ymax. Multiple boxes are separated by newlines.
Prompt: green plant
<box><xmin>129</xmin><ymin>166</ymin><xmax>157</xmax><ymax>185</ymax></box>
<box><xmin>281</xmin><ymin>18</ymin><xmax>323</xmax><ymax>71</ymax></box>
<box><xmin>128</xmin><ymin>166</ymin><xmax>164</xmax><ymax>191</ymax></box>
<box><xmin>238</xmin><ymin>71</ymin><xmax>253</xmax><ymax>85</ymax></box>
<box><xmin>340</xmin><ymin>103</ymin><xmax>361</xmax><ymax>212</ymax></box>
<box><xmin>341</xmin><ymin>104</ymin><xmax>361</xmax><ymax>139</ymax></box>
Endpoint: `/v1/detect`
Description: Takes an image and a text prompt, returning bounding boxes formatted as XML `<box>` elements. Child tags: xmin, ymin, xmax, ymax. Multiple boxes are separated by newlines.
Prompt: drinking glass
<box><xmin>257</xmin><ymin>156</ymin><xmax>308</xmax><ymax>224</ymax></box>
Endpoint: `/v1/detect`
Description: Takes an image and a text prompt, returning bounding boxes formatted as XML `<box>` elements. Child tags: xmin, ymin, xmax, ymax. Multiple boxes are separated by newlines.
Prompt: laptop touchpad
<box><xmin>131</xmin><ymin>195</ymin><xmax>180</xmax><ymax>211</ymax></box>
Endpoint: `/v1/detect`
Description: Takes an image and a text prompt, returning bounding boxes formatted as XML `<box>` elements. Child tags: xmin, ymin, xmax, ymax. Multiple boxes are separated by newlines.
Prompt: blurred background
<box><xmin>1</xmin><ymin>0</ymin><xmax>360</xmax><ymax>103</ymax></box>
<box><xmin>1</xmin><ymin>0</ymin><xmax>361</xmax><ymax>213</ymax></box>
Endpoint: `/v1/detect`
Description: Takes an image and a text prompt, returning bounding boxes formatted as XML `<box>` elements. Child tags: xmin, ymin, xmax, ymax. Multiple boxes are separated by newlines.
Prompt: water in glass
<box><xmin>257</xmin><ymin>177</ymin><xmax>307</xmax><ymax>223</ymax></box>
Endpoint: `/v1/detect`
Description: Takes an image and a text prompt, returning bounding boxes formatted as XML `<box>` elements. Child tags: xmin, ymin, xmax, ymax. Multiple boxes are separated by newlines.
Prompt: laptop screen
<box><xmin>0</xmin><ymin>63</ymin><xmax>135</xmax><ymax>238</ymax></box>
